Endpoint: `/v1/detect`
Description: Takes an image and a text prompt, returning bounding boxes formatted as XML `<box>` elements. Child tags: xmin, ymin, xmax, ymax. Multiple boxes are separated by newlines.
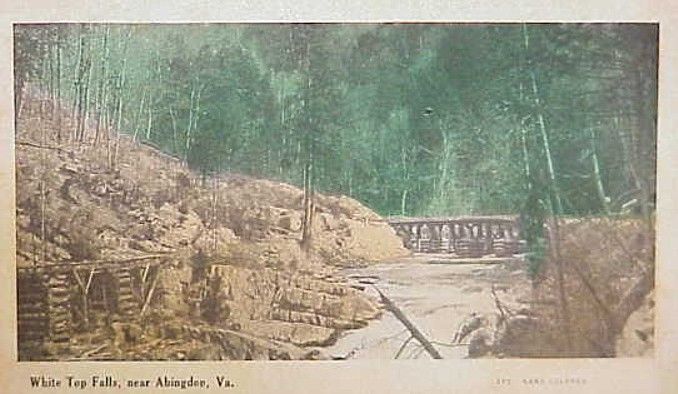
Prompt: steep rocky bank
<box><xmin>482</xmin><ymin>217</ymin><xmax>655</xmax><ymax>358</ymax></box>
<box><xmin>15</xmin><ymin>90</ymin><xmax>408</xmax><ymax>360</ymax></box>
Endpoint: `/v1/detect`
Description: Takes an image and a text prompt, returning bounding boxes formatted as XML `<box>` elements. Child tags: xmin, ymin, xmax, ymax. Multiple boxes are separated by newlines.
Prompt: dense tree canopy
<box><xmin>14</xmin><ymin>23</ymin><xmax>657</xmax><ymax>218</ymax></box>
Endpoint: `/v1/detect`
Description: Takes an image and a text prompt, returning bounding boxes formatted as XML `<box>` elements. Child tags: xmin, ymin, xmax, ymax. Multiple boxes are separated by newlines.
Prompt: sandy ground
<box><xmin>326</xmin><ymin>256</ymin><xmax>528</xmax><ymax>359</ymax></box>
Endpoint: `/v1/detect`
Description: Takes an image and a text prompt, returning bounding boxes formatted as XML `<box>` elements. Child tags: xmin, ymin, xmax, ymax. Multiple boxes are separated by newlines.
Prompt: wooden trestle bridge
<box><xmin>17</xmin><ymin>254</ymin><xmax>172</xmax><ymax>346</ymax></box>
<box><xmin>388</xmin><ymin>215</ymin><xmax>525</xmax><ymax>258</ymax></box>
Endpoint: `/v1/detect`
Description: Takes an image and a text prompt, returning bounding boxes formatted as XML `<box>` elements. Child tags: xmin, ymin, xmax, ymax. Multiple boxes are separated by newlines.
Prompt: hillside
<box><xmin>15</xmin><ymin>88</ymin><xmax>409</xmax><ymax>360</ymax></box>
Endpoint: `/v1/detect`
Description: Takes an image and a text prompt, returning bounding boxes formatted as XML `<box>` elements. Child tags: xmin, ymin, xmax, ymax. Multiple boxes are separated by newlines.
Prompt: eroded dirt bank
<box><xmin>16</xmin><ymin>90</ymin><xmax>409</xmax><ymax>360</ymax></box>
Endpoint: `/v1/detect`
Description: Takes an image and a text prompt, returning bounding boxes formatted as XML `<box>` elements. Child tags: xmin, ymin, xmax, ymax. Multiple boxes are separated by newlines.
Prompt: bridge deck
<box><xmin>387</xmin><ymin>215</ymin><xmax>519</xmax><ymax>225</ymax></box>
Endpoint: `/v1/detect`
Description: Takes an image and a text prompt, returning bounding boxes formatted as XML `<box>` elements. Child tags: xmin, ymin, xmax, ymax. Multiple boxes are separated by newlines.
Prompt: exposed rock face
<box><xmin>476</xmin><ymin>218</ymin><xmax>655</xmax><ymax>359</ymax></box>
<box><xmin>192</xmin><ymin>264</ymin><xmax>380</xmax><ymax>347</ymax></box>
<box><xmin>15</xmin><ymin>93</ymin><xmax>407</xmax><ymax>360</ymax></box>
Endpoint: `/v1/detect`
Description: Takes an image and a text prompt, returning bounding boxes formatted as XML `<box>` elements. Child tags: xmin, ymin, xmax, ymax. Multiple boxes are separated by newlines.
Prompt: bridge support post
<box><xmin>387</xmin><ymin>216</ymin><xmax>523</xmax><ymax>258</ymax></box>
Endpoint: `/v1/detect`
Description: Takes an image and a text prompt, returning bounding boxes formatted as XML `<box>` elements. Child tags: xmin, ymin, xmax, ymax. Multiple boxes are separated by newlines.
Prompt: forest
<box><xmin>13</xmin><ymin>23</ymin><xmax>657</xmax><ymax>218</ymax></box>
<box><xmin>12</xmin><ymin>23</ymin><xmax>659</xmax><ymax>361</ymax></box>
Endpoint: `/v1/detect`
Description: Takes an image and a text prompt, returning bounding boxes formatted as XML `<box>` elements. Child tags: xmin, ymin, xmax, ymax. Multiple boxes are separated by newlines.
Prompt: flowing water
<box><xmin>327</xmin><ymin>257</ymin><xmax>527</xmax><ymax>359</ymax></box>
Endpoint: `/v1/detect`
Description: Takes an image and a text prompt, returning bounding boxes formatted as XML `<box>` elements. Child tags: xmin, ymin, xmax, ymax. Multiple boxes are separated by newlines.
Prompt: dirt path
<box><xmin>327</xmin><ymin>256</ymin><xmax>529</xmax><ymax>359</ymax></box>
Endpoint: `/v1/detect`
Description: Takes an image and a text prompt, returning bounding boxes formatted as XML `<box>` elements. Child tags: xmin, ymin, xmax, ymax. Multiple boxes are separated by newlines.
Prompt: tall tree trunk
<box><xmin>438</xmin><ymin>130</ymin><xmax>450</xmax><ymax>202</ymax></box>
<box><xmin>116</xmin><ymin>28</ymin><xmax>131</xmax><ymax>131</ymax></box>
<box><xmin>300</xmin><ymin>35</ymin><xmax>314</xmax><ymax>251</ymax></box>
<box><xmin>279</xmin><ymin>75</ymin><xmax>286</xmax><ymax>177</ymax></box>
<box><xmin>169</xmin><ymin>105</ymin><xmax>178</xmax><ymax>153</ymax></box>
<box><xmin>518</xmin><ymin>77</ymin><xmax>532</xmax><ymax>192</ymax></box>
<box><xmin>132</xmin><ymin>89</ymin><xmax>146</xmax><ymax>142</ymax></box>
<box><xmin>40</xmin><ymin>99</ymin><xmax>47</xmax><ymax>263</ymax></box>
<box><xmin>301</xmin><ymin>160</ymin><xmax>314</xmax><ymax>250</ymax></box>
<box><xmin>522</xmin><ymin>24</ymin><xmax>572</xmax><ymax>351</ymax></box>
<box><xmin>183</xmin><ymin>86</ymin><xmax>195</xmax><ymax>162</ymax></box>
<box><xmin>95</xmin><ymin>26</ymin><xmax>110</xmax><ymax>146</ymax></box>
<box><xmin>630</xmin><ymin>65</ymin><xmax>655</xmax><ymax>225</ymax></box>
<box><xmin>522</xmin><ymin>23</ymin><xmax>564</xmax><ymax>215</ymax></box>
<box><xmin>589</xmin><ymin>127</ymin><xmax>610</xmax><ymax>214</ymax></box>
<box><xmin>47</xmin><ymin>40</ymin><xmax>54</xmax><ymax>102</ymax></box>
<box><xmin>184</xmin><ymin>82</ymin><xmax>202</xmax><ymax>163</ymax></box>
<box><xmin>400</xmin><ymin>189</ymin><xmax>408</xmax><ymax>216</ymax></box>
<box><xmin>111</xmin><ymin>28</ymin><xmax>131</xmax><ymax>169</ymax></box>
<box><xmin>546</xmin><ymin>217</ymin><xmax>574</xmax><ymax>351</ymax></box>
<box><xmin>400</xmin><ymin>146</ymin><xmax>410</xmax><ymax>216</ymax></box>
<box><xmin>79</xmin><ymin>55</ymin><xmax>93</xmax><ymax>143</ymax></box>
<box><xmin>520</xmin><ymin>127</ymin><xmax>532</xmax><ymax>190</ymax></box>
<box><xmin>55</xmin><ymin>40</ymin><xmax>62</xmax><ymax>143</ymax></box>
<box><xmin>193</xmin><ymin>86</ymin><xmax>202</xmax><ymax>136</ymax></box>
<box><xmin>144</xmin><ymin>48</ymin><xmax>161</xmax><ymax>142</ymax></box>
<box><xmin>145</xmin><ymin>96</ymin><xmax>153</xmax><ymax>141</ymax></box>
<box><xmin>15</xmin><ymin>72</ymin><xmax>25</xmax><ymax>121</ymax></box>
<box><xmin>72</xmin><ymin>26</ymin><xmax>85</xmax><ymax>142</ymax></box>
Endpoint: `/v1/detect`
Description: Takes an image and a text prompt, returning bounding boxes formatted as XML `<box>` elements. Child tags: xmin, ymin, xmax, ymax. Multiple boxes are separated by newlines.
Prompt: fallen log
<box><xmin>16</xmin><ymin>140</ymin><xmax>73</xmax><ymax>154</ymax></box>
<box><xmin>373</xmin><ymin>286</ymin><xmax>443</xmax><ymax>359</ymax></box>
<box><xmin>64</xmin><ymin>344</ymin><xmax>109</xmax><ymax>361</ymax></box>
<box><xmin>80</xmin><ymin>344</ymin><xmax>107</xmax><ymax>358</ymax></box>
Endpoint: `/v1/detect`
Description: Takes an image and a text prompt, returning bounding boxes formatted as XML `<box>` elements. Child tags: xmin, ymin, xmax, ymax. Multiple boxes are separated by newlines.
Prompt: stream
<box><xmin>327</xmin><ymin>257</ymin><xmax>527</xmax><ymax>359</ymax></box>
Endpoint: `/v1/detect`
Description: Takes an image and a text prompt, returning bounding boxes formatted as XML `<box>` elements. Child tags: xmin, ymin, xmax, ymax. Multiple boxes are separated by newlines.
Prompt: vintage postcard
<box><xmin>1</xmin><ymin>1</ymin><xmax>677</xmax><ymax>393</ymax></box>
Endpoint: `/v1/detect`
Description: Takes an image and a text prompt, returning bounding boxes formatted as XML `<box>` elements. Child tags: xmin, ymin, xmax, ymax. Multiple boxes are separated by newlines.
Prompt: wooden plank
<box><xmin>141</xmin><ymin>263</ymin><xmax>150</xmax><ymax>283</ymax></box>
<box><xmin>17</xmin><ymin>312</ymin><xmax>51</xmax><ymax>319</ymax></box>
<box><xmin>140</xmin><ymin>270</ymin><xmax>160</xmax><ymax>316</ymax></box>
<box><xmin>373</xmin><ymin>286</ymin><xmax>443</xmax><ymax>360</ymax></box>
<box><xmin>16</xmin><ymin>253</ymin><xmax>171</xmax><ymax>273</ymax></box>
<box><xmin>85</xmin><ymin>268</ymin><xmax>95</xmax><ymax>294</ymax></box>
<box><xmin>79</xmin><ymin>344</ymin><xmax>108</xmax><ymax>359</ymax></box>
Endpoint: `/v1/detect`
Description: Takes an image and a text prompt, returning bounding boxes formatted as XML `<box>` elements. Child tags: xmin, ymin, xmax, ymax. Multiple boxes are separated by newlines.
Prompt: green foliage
<box><xmin>14</xmin><ymin>23</ymin><xmax>657</xmax><ymax>219</ymax></box>
<box><xmin>526</xmin><ymin>236</ymin><xmax>547</xmax><ymax>279</ymax></box>
<box><xmin>520</xmin><ymin>186</ymin><xmax>550</xmax><ymax>278</ymax></box>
